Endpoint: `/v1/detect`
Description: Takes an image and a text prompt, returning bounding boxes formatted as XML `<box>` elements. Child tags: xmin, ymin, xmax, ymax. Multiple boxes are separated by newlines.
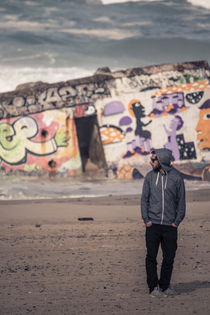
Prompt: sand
<box><xmin>0</xmin><ymin>192</ymin><xmax>210</xmax><ymax>315</ymax></box>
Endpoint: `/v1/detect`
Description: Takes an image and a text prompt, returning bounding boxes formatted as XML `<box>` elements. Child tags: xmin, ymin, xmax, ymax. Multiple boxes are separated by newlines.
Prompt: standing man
<box><xmin>141</xmin><ymin>148</ymin><xmax>186</xmax><ymax>297</ymax></box>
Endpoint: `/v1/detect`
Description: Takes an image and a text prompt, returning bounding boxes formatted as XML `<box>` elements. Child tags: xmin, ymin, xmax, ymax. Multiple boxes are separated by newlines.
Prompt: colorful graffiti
<box><xmin>196</xmin><ymin>99</ymin><xmax>210</xmax><ymax>150</ymax></box>
<box><xmin>163</xmin><ymin>115</ymin><xmax>184</xmax><ymax>160</ymax></box>
<box><xmin>100</xmin><ymin>78</ymin><xmax>210</xmax><ymax>180</ymax></box>
<box><xmin>128</xmin><ymin>99</ymin><xmax>152</xmax><ymax>139</ymax></box>
<box><xmin>100</xmin><ymin>125</ymin><xmax>124</xmax><ymax>144</ymax></box>
<box><xmin>0</xmin><ymin>110</ymin><xmax>81</xmax><ymax>174</ymax></box>
<box><xmin>186</xmin><ymin>91</ymin><xmax>204</xmax><ymax>104</ymax></box>
<box><xmin>153</xmin><ymin>80</ymin><xmax>208</xmax><ymax>96</ymax></box>
<box><xmin>150</xmin><ymin>92</ymin><xmax>187</xmax><ymax>117</ymax></box>
<box><xmin>163</xmin><ymin>115</ymin><xmax>196</xmax><ymax>160</ymax></box>
<box><xmin>0</xmin><ymin>117</ymin><xmax>68</xmax><ymax>165</ymax></box>
<box><xmin>149</xmin><ymin>80</ymin><xmax>208</xmax><ymax>118</ymax></box>
<box><xmin>73</xmin><ymin>103</ymin><xmax>96</xmax><ymax>118</ymax></box>
<box><xmin>100</xmin><ymin>101</ymin><xmax>126</xmax><ymax>145</ymax></box>
<box><xmin>117</xmin><ymin>165</ymin><xmax>150</xmax><ymax>180</ymax></box>
<box><xmin>176</xmin><ymin>135</ymin><xmax>196</xmax><ymax>160</ymax></box>
<box><xmin>121</xmin><ymin>99</ymin><xmax>152</xmax><ymax>158</ymax></box>
<box><xmin>0</xmin><ymin>62</ymin><xmax>209</xmax><ymax>180</ymax></box>
<box><xmin>179</xmin><ymin>75</ymin><xmax>204</xmax><ymax>84</ymax></box>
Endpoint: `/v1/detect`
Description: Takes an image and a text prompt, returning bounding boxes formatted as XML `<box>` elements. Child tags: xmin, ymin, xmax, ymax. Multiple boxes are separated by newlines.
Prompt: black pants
<box><xmin>145</xmin><ymin>224</ymin><xmax>177</xmax><ymax>292</ymax></box>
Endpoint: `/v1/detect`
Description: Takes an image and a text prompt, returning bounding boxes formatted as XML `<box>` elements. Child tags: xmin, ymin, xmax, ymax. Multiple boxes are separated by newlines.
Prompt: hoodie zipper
<box><xmin>161</xmin><ymin>175</ymin><xmax>164</xmax><ymax>224</ymax></box>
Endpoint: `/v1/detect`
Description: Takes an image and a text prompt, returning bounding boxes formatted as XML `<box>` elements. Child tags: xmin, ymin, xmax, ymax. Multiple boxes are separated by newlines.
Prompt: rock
<box><xmin>35</xmin><ymin>224</ymin><xmax>41</xmax><ymax>228</ymax></box>
<box><xmin>78</xmin><ymin>217</ymin><xmax>94</xmax><ymax>221</ymax></box>
<box><xmin>24</xmin><ymin>265</ymin><xmax>31</xmax><ymax>271</ymax></box>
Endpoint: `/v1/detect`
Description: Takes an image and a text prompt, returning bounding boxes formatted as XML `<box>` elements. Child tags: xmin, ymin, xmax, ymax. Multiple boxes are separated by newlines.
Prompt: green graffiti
<box><xmin>55</xmin><ymin>129</ymin><xmax>70</xmax><ymax>147</ymax></box>
<box><xmin>0</xmin><ymin>122</ymin><xmax>26</xmax><ymax>164</ymax></box>
<box><xmin>180</xmin><ymin>75</ymin><xmax>203</xmax><ymax>84</ymax></box>
<box><xmin>0</xmin><ymin>123</ymin><xmax>22</xmax><ymax>151</ymax></box>
<box><xmin>0</xmin><ymin>117</ymin><xmax>70</xmax><ymax>165</ymax></box>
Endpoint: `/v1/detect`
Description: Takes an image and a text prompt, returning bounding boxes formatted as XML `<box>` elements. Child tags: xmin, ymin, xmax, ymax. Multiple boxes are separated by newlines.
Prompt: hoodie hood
<box><xmin>155</xmin><ymin>148</ymin><xmax>175</xmax><ymax>172</ymax></box>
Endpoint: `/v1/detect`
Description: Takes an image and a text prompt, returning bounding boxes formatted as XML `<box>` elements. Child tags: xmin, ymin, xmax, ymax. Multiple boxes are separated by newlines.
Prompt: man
<box><xmin>141</xmin><ymin>148</ymin><xmax>186</xmax><ymax>297</ymax></box>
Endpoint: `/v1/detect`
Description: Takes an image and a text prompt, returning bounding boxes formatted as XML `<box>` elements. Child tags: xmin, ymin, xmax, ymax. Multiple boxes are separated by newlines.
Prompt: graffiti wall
<box><xmin>0</xmin><ymin>61</ymin><xmax>209</xmax><ymax>179</ymax></box>
<box><xmin>0</xmin><ymin>108</ymin><xmax>82</xmax><ymax>176</ymax></box>
<box><xmin>97</xmin><ymin>74</ymin><xmax>210</xmax><ymax>181</ymax></box>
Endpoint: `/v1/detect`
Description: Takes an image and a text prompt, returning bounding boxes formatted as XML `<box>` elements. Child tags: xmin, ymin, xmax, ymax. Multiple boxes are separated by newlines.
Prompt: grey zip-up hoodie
<box><xmin>141</xmin><ymin>148</ymin><xmax>186</xmax><ymax>226</ymax></box>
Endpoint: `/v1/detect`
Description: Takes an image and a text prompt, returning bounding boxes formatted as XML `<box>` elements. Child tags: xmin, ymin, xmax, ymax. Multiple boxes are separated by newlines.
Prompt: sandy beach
<box><xmin>0</xmin><ymin>190</ymin><xmax>210</xmax><ymax>315</ymax></box>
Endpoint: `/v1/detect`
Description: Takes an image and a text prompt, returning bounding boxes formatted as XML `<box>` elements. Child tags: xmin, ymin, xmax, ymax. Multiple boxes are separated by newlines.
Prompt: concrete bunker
<box><xmin>0</xmin><ymin>61</ymin><xmax>209</xmax><ymax>180</ymax></box>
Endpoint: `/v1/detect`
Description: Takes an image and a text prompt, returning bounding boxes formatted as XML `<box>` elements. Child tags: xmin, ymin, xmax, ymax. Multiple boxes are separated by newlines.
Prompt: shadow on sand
<box><xmin>174</xmin><ymin>281</ymin><xmax>210</xmax><ymax>294</ymax></box>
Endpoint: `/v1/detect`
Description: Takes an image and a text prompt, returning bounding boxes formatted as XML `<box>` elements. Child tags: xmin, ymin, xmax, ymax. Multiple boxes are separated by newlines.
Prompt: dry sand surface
<box><xmin>0</xmin><ymin>191</ymin><xmax>210</xmax><ymax>315</ymax></box>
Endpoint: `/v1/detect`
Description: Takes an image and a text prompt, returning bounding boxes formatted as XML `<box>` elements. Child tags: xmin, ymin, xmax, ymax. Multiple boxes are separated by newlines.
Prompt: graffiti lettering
<box><xmin>0</xmin><ymin>116</ymin><xmax>70</xmax><ymax>165</ymax></box>
<box><xmin>2</xmin><ymin>99</ymin><xmax>26</xmax><ymax>117</ymax></box>
<box><xmin>26</xmin><ymin>96</ymin><xmax>37</xmax><ymax>106</ymax></box>
<box><xmin>44</xmin><ymin>88</ymin><xmax>60</xmax><ymax>105</ymax></box>
<box><xmin>38</xmin><ymin>88</ymin><xmax>60</xmax><ymax>107</ymax></box>
<box><xmin>13</xmin><ymin>96</ymin><xmax>25</xmax><ymax>107</ymax></box>
<box><xmin>59</xmin><ymin>86</ymin><xmax>77</xmax><ymax>100</ymax></box>
<box><xmin>0</xmin><ymin>81</ymin><xmax>110</xmax><ymax>119</ymax></box>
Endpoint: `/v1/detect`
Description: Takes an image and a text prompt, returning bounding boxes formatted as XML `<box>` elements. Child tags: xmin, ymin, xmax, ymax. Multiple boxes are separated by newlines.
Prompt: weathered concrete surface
<box><xmin>0</xmin><ymin>60</ymin><xmax>209</xmax><ymax>118</ymax></box>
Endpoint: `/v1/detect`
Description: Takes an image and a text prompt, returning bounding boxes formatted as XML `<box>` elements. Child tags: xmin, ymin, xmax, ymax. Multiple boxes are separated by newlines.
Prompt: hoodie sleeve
<box><xmin>174</xmin><ymin>176</ymin><xmax>186</xmax><ymax>226</ymax></box>
<box><xmin>141</xmin><ymin>174</ymin><xmax>150</xmax><ymax>223</ymax></box>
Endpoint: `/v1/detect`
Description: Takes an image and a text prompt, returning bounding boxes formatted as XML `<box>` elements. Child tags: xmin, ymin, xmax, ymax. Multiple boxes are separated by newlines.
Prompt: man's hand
<box><xmin>172</xmin><ymin>223</ymin><xmax>177</xmax><ymax>228</ymax></box>
<box><xmin>146</xmin><ymin>221</ymin><xmax>152</xmax><ymax>227</ymax></box>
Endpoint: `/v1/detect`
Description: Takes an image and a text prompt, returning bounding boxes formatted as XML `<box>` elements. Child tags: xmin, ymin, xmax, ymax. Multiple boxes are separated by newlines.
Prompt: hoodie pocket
<box><xmin>148</xmin><ymin>204</ymin><xmax>162</xmax><ymax>221</ymax></box>
<box><xmin>164</xmin><ymin>199</ymin><xmax>176</xmax><ymax>223</ymax></box>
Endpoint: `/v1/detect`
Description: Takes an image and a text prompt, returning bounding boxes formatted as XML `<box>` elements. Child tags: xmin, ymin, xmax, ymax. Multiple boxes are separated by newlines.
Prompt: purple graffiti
<box><xmin>150</xmin><ymin>92</ymin><xmax>187</xmax><ymax>117</ymax></box>
<box><xmin>163</xmin><ymin>115</ymin><xmax>184</xmax><ymax>160</ymax></box>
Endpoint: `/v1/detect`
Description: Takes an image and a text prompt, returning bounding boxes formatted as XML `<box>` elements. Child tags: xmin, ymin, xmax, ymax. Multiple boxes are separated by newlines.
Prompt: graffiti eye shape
<box><xmin>134</xmin><ymin>102</ymin><xmax>141</xmax><ymax>107</ymax></box>
<box><xmin>6</xmin><ymin>136</ymin><xmax>13</xmax><ymax>142</ymax></box>
<box><xmin>21</xmin><ymin>125</ymin><xmax>28</xmax><ymax>130</ymax></box>
<box><xmin>203</xmin><ymin>113</ymin><xmax>210</xmax><ymax>120</ymax></box>
<box><xmin>85</xmin><ymin>105</ymin><xmax>95</xmax><ymax>115</ymax></box>
<box><xmin>48</xmin><ymin>160</ymin><xmax>56</xmax><ymax>168</ymax></box>
<box><xmin>41</xmin><ymin>129</ymin><xmax>48</xmax><ymax>138</ymax></box>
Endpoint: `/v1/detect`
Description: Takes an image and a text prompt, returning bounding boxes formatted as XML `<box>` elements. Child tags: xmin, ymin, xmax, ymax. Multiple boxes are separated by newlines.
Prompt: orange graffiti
<box><xmin>128</xmin><ymin>99</ymin><xmax>141</xmax><ymax>118</ymax></box>
<box><xmin>196</xmin><ymin>108</ymin><xmax>210</xmax><ymax>150</ymax></box>
<box><xmin>0</xmin><ymin>110</ymin><xmax>80</xmax><ymax>174</ymax></box>
<box><xmin>153</xmin><ymin>80</ymin><xmax>209</xmax><ymax>97</ymax></box>
<box><xmin>101</xmin><ymin>127</ymin><xmax>124</xmax><ymax>144</ymax></box>
<box><xmin>117</xmin><ymin>165</ymin><xmax>133</xmax><ymax>179</ymax></box>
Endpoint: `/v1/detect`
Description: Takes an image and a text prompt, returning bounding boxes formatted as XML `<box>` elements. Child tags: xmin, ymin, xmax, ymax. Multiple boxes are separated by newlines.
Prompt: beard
<box><xmin>152</xmin><ymin>164</ymin><xmax>161</xmax><ymax>172</ymax></box>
